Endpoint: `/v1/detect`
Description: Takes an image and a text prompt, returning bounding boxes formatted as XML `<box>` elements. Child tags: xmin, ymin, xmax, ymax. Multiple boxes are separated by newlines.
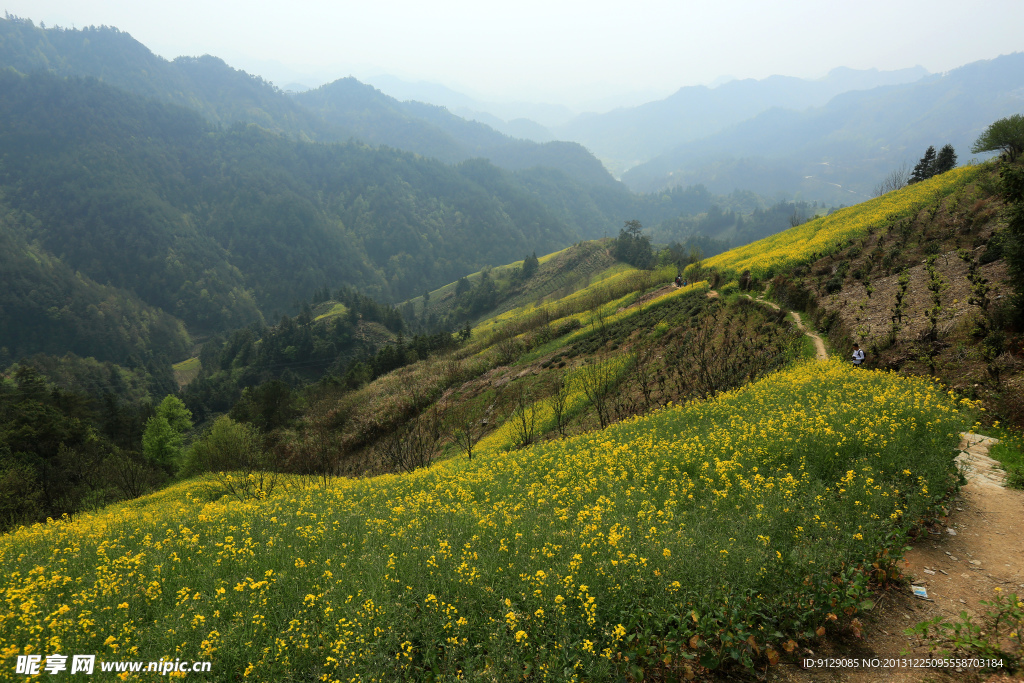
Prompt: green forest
<box><xmin>0</xmin><ymin>64</ymin><xmax>810</xmax><ymax>373</ymax></box>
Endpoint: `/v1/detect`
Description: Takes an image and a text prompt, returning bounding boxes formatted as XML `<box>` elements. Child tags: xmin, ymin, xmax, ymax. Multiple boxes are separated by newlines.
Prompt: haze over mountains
<box><xmin>620</xmin><ymin>53</ymin><xmax>1024</xmax><ymax>201</ymax></box>
<box><xmin>0</xmin><ymin>16</ymin><xmax>701</xmax><ymax>380</ymax></box>
<box><xmin>5</xmin><ymin>14</ymin><xmax>1022</xmax><ymax>203</ymax></box>
<box><xmin>363</xmin><ymin>58</ymin><xmax>1024</xmax><ymax>204</ymax></box>
<box><xmin>369</xmin><ymin>66</ymin><xmax>931</xmax><ymax>175</ymax></box>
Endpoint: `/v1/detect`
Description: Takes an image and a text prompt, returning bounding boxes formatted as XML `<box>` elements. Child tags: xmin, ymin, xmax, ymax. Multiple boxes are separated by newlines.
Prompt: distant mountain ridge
<box><xmin>551</xmin><ymin>66</ymin><xmax>931</xmax><ymax>175</ymax></box>
<box><xmin>363</xmin><ymin>68</ymin><xmax>933</xmax><ymax>174</ymax></box>
<box><xmin>621</xmin><ymin>52</ymin><xmax>1024</xmax><ymax>202</ymax></box>
<box><xmin>0</xmin><ymin>68</ymin><xmax>629</xmax><ymax>373</ymax></box>
<box><xmin>0</xmin><ymin>16</ymin><xmax>615</xmax><ymax>187</ymax></box>
<box><xmin>292</xmin><ymin>78</ymin><xmax>617</xmax><ymax>187</ymax></box>
<box><xmin>0</xmin><ymin>18</ymin><xmax>341</xmax><ymax>141</ymax></box>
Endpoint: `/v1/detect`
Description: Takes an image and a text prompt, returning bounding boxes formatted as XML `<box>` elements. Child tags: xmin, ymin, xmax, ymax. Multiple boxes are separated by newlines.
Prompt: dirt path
<box><xmin>790</xmin><ymin>311</ymin><xmax>828</xmax><ymax>361</ymax></box>
<box><xmin>619</xmin><ymin>284</ymin><xmax>679</xmax><ymax>312</ymax></box>
<box><xmin>743</xmin><ymin>294</ymin><xmax>829</xmax><ymax>360</ymax></box>
<box><xmin>769</xmin><ymin>434</ymin><xmax>1024</xmax><ymax>683</ymax></box>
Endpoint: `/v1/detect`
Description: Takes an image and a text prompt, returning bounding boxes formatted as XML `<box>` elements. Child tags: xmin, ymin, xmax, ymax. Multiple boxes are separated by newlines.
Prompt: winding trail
<box><xmin>790</xmin><ymin>311</ymin><xmax>828</xmax><ymax>360</ymax></box>
<box><xmin>743</xmin><ymin>294</ymin><xmax>829</xmax><ymax>360</ymax></box>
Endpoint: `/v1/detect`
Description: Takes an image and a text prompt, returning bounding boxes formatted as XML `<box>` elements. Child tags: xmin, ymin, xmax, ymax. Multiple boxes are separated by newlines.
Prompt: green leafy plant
<box><xmin>906</xmin><ymin>589</ymin><xmax>1024</xmax><ymax>671</ymax></box>
<box><xmin>988</xmin><ymin>428</ymin><xmax>1024</xmax><ymax>489</ymax></box>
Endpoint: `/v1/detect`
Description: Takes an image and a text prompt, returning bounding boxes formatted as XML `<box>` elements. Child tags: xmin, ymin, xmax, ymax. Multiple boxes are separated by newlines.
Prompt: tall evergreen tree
<box><xmin>934</xmin><ymin>144</ymin><xmax>957</xmax><ymax>174</ymax></box>
<box><xmin>612</xmin><ymin>220</ymin><xmax>654</xmax><ymax>269</ymax></box>
<box><xmin>909</xmin><ymin>146</ymin><xmax>937</xmax><ymax>183</ymax></box>
<box><xmin>521</xmin><ymin>252</ymin><xmax>540</xmax><ymax>279</ymax></box>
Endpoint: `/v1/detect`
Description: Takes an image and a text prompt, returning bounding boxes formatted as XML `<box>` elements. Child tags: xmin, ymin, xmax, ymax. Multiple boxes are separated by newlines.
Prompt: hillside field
<box><xmin>0</xmin><ymin>362</ymin><xmax>976</xmax><ymax>680</ymax></box>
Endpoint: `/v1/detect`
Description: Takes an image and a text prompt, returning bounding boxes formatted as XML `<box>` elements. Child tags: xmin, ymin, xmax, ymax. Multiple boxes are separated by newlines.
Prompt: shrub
<box><xmin>181</xmin><ymin>416</ymin><xmax>265</xmax><ymax>476</ymax></box>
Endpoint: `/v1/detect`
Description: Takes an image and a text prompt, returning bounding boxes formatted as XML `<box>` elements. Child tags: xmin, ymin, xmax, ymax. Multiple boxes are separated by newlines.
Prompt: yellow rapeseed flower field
<box><xmin>704</xmin><ymin>165</ymin><xmax>984</xmax><ymax>278</ymax></box>
<box><xmin>0</xmin><ymin>361</ymin><xmax>974</xmax><ymax>680</ymax></box>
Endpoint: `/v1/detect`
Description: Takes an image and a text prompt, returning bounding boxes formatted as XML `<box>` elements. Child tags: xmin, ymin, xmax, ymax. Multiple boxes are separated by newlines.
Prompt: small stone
<box><xmin>970</xmin><ymin>560</ymin><xmax>981</xmax><ymax>566</ymax></box>
<box><xmin>947</xmin><ymin>528</ymin><xmax>957</xmax><ymax>535</ymax></box>
<box><xmin>923</xmin><ymin>569</ymin><xmax>936</xmax><ymax>575</ymax></box>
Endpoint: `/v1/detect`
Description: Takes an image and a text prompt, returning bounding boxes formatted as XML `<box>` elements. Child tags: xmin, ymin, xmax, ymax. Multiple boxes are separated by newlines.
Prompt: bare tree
<box><xmin>449</xmin><ymin>401</ymin><xmax>484</xmax><ymax>460</ymax></box>
<box><xmin>591</xmin><ymin>304</ymin><xmax>609</xmax><ymax>340</ymax></box>
<box><xmin>495</xmin><ymin>335</ymin><xmax>522</xmax><ymax>366</ymax></box>
<box><xmin>279</xmin><ymin>402</ymin><xmax>349</xmax><ymax>487</ymax></box>
<box><xmin>578</xmin><ymin>359</ymin><xmax>616</xmax><ymax>429</ymax></box>
<box><xmin>874</xmin><ymin>161</ymin><xmax>911</xmax><ymax>197</ymax></box>
<box><xmin>550</xmin><ymin>370</ymin><xmax>571</xmax><ymax>438</ymax></box>
<box><xmin>509</xmin><ymin>382</ymin><xmax>538</xmax><ymax>449</ymax></box>
<box><xmin>105</xmin><ymin>448</ymin><xmax>159</xmax><ymax>499</ymax></box>
<box><xmin>633</xmin><ymin>270</ymin><xmax>654</xmax><ymax>311</ymax></box>
<box><xmin>375</xmin><ymin>408</ymin><xmax>446</xmax><ymax>474</ymax></box>
<box><xmin>629</xmin><ymin>343</ymin><xmax>658</xmax><ymax>412</ymax></box>
<box><xmin>441</xmin><ymin>355</ymin><xmax>465</xmax><ymax>388</ymax></box>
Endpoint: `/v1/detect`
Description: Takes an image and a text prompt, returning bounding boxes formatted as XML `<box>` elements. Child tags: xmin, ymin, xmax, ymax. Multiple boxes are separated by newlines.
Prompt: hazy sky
<box><xmin>6</xmin><ymin>0</ymin><xmax>1022</xmax><ymax>108</ymax></box>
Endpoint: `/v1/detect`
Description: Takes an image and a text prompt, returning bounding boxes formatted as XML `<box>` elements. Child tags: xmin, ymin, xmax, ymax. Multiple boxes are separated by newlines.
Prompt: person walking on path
<box><xmin>851</xmin><ymin>343</ymin><xmax>865</xmax><ymax>367</ymax></box>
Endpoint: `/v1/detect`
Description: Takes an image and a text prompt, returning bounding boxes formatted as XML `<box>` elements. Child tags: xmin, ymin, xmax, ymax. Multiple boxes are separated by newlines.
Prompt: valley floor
<box><xmin>770</xmin><ymin>435</ymin><xmax>1024</xmax><ymax>683</ymax></box>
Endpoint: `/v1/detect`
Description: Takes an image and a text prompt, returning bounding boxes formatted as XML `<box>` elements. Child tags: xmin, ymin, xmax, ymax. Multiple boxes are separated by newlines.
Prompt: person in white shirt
<box><xmin>852</xmin><ymin>343</ymin><xmax>865</xmax><ymax>366</ymax></box>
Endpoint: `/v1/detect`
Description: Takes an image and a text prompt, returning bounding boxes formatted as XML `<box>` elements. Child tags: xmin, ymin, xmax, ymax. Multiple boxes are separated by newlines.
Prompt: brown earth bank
<box><xmin>819</xmin><ymin>254</ymin><xmax>1010</xmax><ymax>355</ymax></box>
<box><xmin>766</xmin><ymin>163</ymin><xmax>1024</xmax><ymax>430</ymax></box>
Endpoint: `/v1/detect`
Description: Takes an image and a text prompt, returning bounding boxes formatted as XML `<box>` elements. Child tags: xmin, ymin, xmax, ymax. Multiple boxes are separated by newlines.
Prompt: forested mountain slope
<box><xmin>293</xmin><ymin>78</ymin><xmax>618</xmax><ymax>187</ymax></box>
<box><xmin>0</xmin><ymin>58</ymin><xmax>782</xmax><ymax>398</ymax></box>
<box><xmin>0</xmin><ymin>69</ymin><xmax>614</xmax><ymax>334</ymax></box>
<box><xmin>0</xmin><ymin>16</ymin><xmax>340</xmax><ymax>141</ymax></box>
<box><xmin>0</xmin><ymin>208</ymin><xmax>190</xmax><ymax>368</ymax></box>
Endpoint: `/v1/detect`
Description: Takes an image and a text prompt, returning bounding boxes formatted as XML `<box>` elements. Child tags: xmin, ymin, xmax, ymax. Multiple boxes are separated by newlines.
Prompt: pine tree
<box><xmin>521</xmin><ymin>251</ymin><xmax>539</xmax><ymax>279</ymax></box>
<box><xmin>612</xmin><ymin>220</ymin><xmax>654</xmax><ymax>269</ymax></box>
<box><xmin>933</xmin><ymin>144</ymin><xmax>957</xmax><ymax>175</ymax></box>
<box><xmin>909</xmin><ymin>146</ymin><xmax>937</xmax><ymax>183</ymax></box>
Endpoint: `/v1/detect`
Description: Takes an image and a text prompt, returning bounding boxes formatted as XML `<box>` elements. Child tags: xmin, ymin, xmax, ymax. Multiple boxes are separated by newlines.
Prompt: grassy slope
<box><xmin>172</xmin><ymin>357</ymin><xmax>202</xmax><ymax>388</ymax></box>
<box><xmin>737</xmin><ymin>159</ymin><xmax>1022</xmax><ymax>437</ymax></box>
<box><xmin>407</xmin><ymin>241</ymin><xmax>622</xmax><ymax>324</ymax></box>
